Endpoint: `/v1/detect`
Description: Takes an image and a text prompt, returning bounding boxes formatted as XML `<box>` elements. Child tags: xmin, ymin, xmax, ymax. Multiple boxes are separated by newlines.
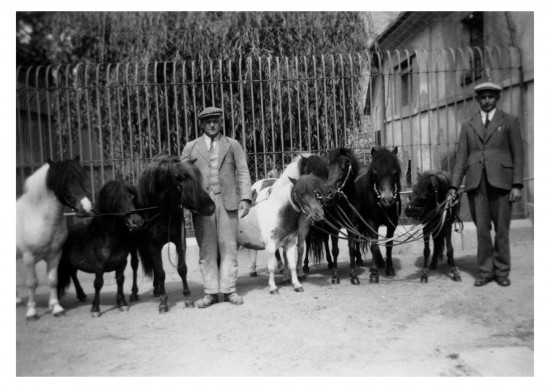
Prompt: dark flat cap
<box><xmin>198</xmin><ymin>106</ymin><xmax>223</xmax><ymax>120</ymax></box>
<box><xmin>474</xmin><ymin>82</ymin><xmax>503</xmax><ymax>94</ymax></box>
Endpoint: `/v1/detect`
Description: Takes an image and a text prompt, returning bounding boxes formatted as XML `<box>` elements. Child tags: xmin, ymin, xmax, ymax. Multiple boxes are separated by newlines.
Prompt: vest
<box><xmin>209</xmin><ymin>140</ymin><xmax>220</xmax><ymax>194</ymax></box>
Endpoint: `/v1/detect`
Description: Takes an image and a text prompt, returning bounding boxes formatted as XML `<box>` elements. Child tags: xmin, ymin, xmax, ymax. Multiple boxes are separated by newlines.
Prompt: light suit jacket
<box><xmin>181</xmin><ymin>135</ymin><xmax>252</xmax><ymax>211</ymax></box>
<box><xmin>451</xmin><ymin>109</ymin><xmax>524</xmax><ymax>192</ymax></box>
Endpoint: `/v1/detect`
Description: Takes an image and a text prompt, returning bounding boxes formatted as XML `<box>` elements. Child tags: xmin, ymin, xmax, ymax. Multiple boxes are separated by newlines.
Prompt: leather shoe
<box><xmin>223</xmin><ymin>292</ymin><xmax>244</xmax><ymax>305</ymax></box>
<box><xmin>196</xmin><ymin>294</ymin><xmax>219</xmax><ymax>308</ymax></box>
<box><xmin>496</xmin><ymin>277</ymin><xmax>511</xmax><ymax>287</ymax></box>
<box><xmin>474</xmin><ymin>278</ymin><xmax>493</xmax><ymax>287</ymax></box>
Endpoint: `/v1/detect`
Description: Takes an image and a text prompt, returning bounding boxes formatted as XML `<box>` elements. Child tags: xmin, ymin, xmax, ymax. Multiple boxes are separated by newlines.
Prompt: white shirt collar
<box><xmin>203</xmin><ymin>133</ymin><xmax>221</xmax><ymax>149</ymax></box>
<box><xmin>480</xmin><ymin>109</ymin><xmax>496</xmax><ymax>123</ymax></box>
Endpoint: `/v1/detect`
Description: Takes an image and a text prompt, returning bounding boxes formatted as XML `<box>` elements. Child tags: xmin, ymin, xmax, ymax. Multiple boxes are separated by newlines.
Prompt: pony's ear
<box><xmin>47</xmin><ymin>158</ymin><xmax>53</xmax><ymax>165</ymax></box>
<box><xmin>288</xmin><ymin>177</ymin><xmax>297</xmax><ymax>185</ymax></box>
<box><xmin>392</xmin><ymin>146</ymin><xmax>398</xmax><ymax>154</ymax></box>
<box><xmin>73</xmin><ymin>155</ymin><xmax>80</xmax><ymax>162</ymax></box>
<box><xmin>300</xmin><ymin>154</ymin><xmax>309</xmax><ymax>160</ymax></box>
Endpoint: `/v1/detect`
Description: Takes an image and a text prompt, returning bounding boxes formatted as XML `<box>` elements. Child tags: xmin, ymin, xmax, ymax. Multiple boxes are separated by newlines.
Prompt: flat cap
<box><xmin>198</xmin><ymin>106</ymin><xmax>223</xmax><ymax>120</ymax></box>
<box><xmin>474</xmin><ymin>82</ymin><xmax>503</xmax><ymax>94</ymax></box>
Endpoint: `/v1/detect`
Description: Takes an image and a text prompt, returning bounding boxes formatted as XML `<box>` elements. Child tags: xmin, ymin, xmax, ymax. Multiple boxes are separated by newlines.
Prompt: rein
<box><xmin>64</xmin><ymin>206</ymin><xmax>158</xmax><ymax>218</ymax></box>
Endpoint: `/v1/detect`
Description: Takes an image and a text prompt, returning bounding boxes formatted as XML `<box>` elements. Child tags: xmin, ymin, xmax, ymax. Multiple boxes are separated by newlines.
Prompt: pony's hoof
<box><xmin>369</xmin><ymin>275</ymin><xmax>379</xmax><ymax>283</ymax></box>
<box><xmin>356</xmin><ymin>260</ymin><xmax>366</xmax><ymax>267</ymax></box>
<box><xmin>91</xmin><ymin>311</ymin><xmax>100</xmax><ymax>318</ymax></box>
<box><xmin>294</xmin><ymin>287</ymin><xmax>304</xmax><ymax>292</ymax></box>
<box><xmin>52</xmin><ymin>307</ymin><xmax>65</xmax><ymax>317</ymax></box>
<box><xmin>429</xmin><ymin>263</ymin><xmax>438</xmax><ymax>271</ymax></box>
<box><xmin>159</xmin><ymin>305</ymin><xmax>169</xmax><ymax>313</ymax></box>
<box><xmin>303</xmin><ymin>266</ymin><xmax>310</xmax><ymax>274</ymax></box>
<box><xmin>351</xmin><ymin>278</ymin><xmax>360</xmax><ymax>285</ymax></box>
<box><xmin>298</xmin><ymin>275</ymin><xmax>306</xmax><ymax>282</ymax></box>
<box><xmin>374</xmin><ymin>259</ymin><xmax>385</xmax><ymax>269</ymax></box>
<box><xmin>184</xmin><ymin>299</ymin><xmax>195</xmax><ymax>308</ymax></box>
<box><xmin>452</xmin><ymin>274</ymin><xmax>462</xmax><ymax>282</ymax></box>
<box><xmin>331</xmin><ymin>278</ymin><xmax>340</xmax><ymax>284</ymax></box>
<box><xmin>420</xmin><ymin>276</ymin><xmax>428</xmax><ymax>283</ymax></box>
<box><xmin>269</xmin><ymin>289</ymin><xmax>279</xmax><ymax>295</ymax></box>
<box><xmin>386</xmin><ymin>268</ymin><xmax>396</xmax><ymax>276</ymax></box>
<box><xmin>249</xmin><ymin>271</ymin><xmax>258</xmax><ymax>277</ymax></box>
<box><xmin>130</xmin><ymin>293</ymin><xmax>139</xmax><ymax>303</ymax></box>
<box><xmin>119</xmin><ymin>305</ymin><xmax>129</xmax><ymax>312</ymax></box>
<box><xmin>26</xmin><ymin>314</ymin><xmax>39</xmax><ymax>321</ymax></box>
<box><xmin>153</xmin><ymin>289</ymin><xmax>161</xmax><ymax>297</ymax></box>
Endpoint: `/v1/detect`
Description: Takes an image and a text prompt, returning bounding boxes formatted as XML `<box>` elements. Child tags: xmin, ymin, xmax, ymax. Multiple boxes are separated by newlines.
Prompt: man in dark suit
<box><xmin>181</xmin><ymin>107</ymin><xmax>252</xmax><ymax>307</ymax></box>
<box><xmin>447</xmin><ymin>82</ymin><xmax>524</xmax><ymax>287</ymax></box>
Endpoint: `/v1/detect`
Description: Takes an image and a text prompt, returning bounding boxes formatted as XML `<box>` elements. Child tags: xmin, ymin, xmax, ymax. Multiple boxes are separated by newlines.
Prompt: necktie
<box><xmin>485</xmin><ymin>116</ymin><xmax>490</xmax><ymax>129</ymax></box>
<box><xmin>209</xmin><ymin>138</ymin><xmax>214</xmax><ymax>151</ymax></box>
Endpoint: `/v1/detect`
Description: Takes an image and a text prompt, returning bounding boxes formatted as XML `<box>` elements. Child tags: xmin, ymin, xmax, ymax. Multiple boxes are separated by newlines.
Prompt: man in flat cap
<box><xmin>447</xmin><ymin>82</ymin><xmax>524</xmax><ymax>287</ymax></box>
<box><xmin>181</xmin><ymin>106</ymin><xmax>252</xmax><ymax>307</ymax></box>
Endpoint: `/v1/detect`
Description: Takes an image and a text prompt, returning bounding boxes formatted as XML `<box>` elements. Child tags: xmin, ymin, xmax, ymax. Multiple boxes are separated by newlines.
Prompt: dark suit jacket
<box><xmin>181</xmin><ymin>135</ymin><xmax>252</xmax><ymax>211</ymax></box>
<box><xmin>451</xmin><ymin>109</ymin><xmax>524</xmax><ymax>192</ymax></box>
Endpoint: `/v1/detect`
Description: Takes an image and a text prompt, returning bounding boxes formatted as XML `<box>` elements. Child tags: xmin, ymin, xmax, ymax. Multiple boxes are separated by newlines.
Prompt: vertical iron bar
<box><xmin>286</xmin><ymin>57</ymin><xmax>293</xmax><ymax>155</ymax></box>
<box><xmin>34</xmin><ymin>67</ymin><xmax>45</xmax><ymax>164</ymax></box>
<box><xmin>322</xmin><ymin>55</ymin><xmax>329</xmax><ymax>151</ymax></box>
<box><xmin>116</xmin><ymin>63</ymin><xmax>125</xmax><ymax>179</ymax></box>
<box><xmin>259</xmin><ymin>56</ymin><xmax>267</xmax><ymax>177</ymax></box>
<box><xmin>239</xmin><ymin>57</ymin><xmax>246</xmax><ymax>152</ymax></box>
<box><xmin>153</xmin><ymin>62</ymin><xmax>162</xmax><ymax>154</ymax></box>
<box><xmin>144</xmin><ymin>63</ymin><xmax>153</xmax><ymax>158</ymax></box>
<box><xmin>134</xmin><ymin>64</ymin><xmax>144</xmax><ymax>168</ymax></box>
<box><xmin>125</xmin><ymin>63</ymin><xmax>135</xmax><ymax>182</ymax></box>
<box><xmin>277</xmin><ymin>57</ymin><xmax>284</xmax><ymax>162</ymax></box>
<box><xmin>219</xmin><ymin>59</ymin><xmax>225</xmax><ymax>136</ymax></box>
<box><xmin>182</xmin><ymin>61</ymin><xmax>190</xmax><ymax>144</ymax></box>
<box><xmin>248</xmin><ymin>57</ymin><xmax>258</xmax><ymax>179</ymax></box>
<box><xmin>105</xmin><ymin>64</ymin><xmax>115</xmax><ymax>179</ymax></box>
<box><xmin>313</xmin><ymin>56</ymin><xmax>321</xmax><ymax>153</ymax></box>
<box><xmin>295</xmin><ymin>56</ymin><xmax>303</xmax><ymax>153</ymax></box>
<box><xmin>84</xmin><ymin>65</ymin><xmax>96</xmax><ymax>197</ymax></box>
<box><xmin>74</xmin><ymin>64</ymin><xmax>84</xmax><ymax>168</ymax></box>
<box><xmin>304</xmin><ymin>56</ymin><xmax>312</xmax><ymax>152</ymax></box>
<box><xmin>228</xmin><ymin>59</ymin><xmax>235</xmax><ymax>139</ymax></box>
<box><xmin>331</xmin><ymin>55</ymin><xmax>338</xmax><ymax>148</ymax></box>
<box><xmin>94</xmin><ymin>64</ymin><xmax>105</xmax><ymax>184</ymax></box>
<box><xmin>45</xmin><ymin>65</ymin><xmax>54</xmax><ymax>159</ymax></box>
<box><xmin>54</xmin><ymin>65</ymin><xmax>63</xmax><ymax>161</ymax></box>
<box><xmin>163</xmin><ymin>62</ymin><xmax>171</xmax><ymax>154</ymax></box>
<box><xmin>191</xmin><ymin>61</ymin><xmax>198</xmax><ymax>139</ymax></box>
<box><xmin>64</xmin><ymin>66</ymin><xmax>74</xmax><ymax>158</ymax></box>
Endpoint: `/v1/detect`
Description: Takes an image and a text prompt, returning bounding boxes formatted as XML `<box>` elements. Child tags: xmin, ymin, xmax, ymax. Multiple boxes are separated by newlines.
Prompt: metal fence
<box><xmin>16</xmin><ymin>53</ymin><xmax>367</xmax><ymax>198</ymax></box>
<box><xmin>16</xmin><ymin>47</ymin><xmax>528</xmax><ymax>217</ymax></box>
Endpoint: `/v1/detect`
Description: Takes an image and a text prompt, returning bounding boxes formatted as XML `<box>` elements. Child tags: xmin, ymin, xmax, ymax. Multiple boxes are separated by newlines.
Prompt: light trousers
<box><xmin>192</xmin><ymin>192</ymin><xmax>239</xmax><ymax>294</ymax></box>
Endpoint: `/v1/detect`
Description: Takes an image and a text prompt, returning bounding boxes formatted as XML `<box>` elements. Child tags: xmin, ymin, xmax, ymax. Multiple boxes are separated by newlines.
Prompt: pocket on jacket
<box><xmin>501</xmin><ymin>161</ymin><xmax>513</xmax><ymax>168</ymax></box>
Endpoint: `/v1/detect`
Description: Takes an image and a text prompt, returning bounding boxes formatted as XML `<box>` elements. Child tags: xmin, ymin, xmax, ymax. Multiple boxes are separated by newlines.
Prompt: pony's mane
<box><xmin>97</xmin><ymin>180</ymin><xmax>138</xmax><ymax>214</ymax></box>
<box><xmin>292</xmin><ymin>174</ymin><xmax>325</xmax><ymax>197</ymax></box>
<box><xmin>327</xmin><ymin>147</ymin><xmax>360</xmax><ymax>176</ymax></box>
<box><xmin>138</xmin><ymin>153</ymin><xmax>205</xmax><ymax>208</ymax></box>
<box><xmin>271</xmin><ymin>153</ymin><xmax>328</xmax><ymax>193</ymax></box>
<box><xmin>370</xmin><ymin>147</ymin><xmax>401</xmax><ymax>177</ymax></box>
<box><xmin>22</xmin><ymin>163</ymin><xmax>49</xmax><ymax>196</ymax></box>
<box><xmin>414</xmin><ymin>171</ymin><xmax>451</xmax><ymax>200</ymax></box>
<box><xmin>46</xmin><ymin>159</ymin><xmax>87</xmax><ymax>199</ymax></box>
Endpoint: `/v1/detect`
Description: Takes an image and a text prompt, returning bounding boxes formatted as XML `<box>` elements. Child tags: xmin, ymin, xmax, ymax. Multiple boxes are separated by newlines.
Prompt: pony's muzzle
<box><xmin>74</xmin><ymin>196</ymin><xmax>94</xmax><ymax>217</ymax></box>
<box><xmin>127</xmin><ymin>214</ymin><xmax>144</xmax><ymax>231</ymax></box>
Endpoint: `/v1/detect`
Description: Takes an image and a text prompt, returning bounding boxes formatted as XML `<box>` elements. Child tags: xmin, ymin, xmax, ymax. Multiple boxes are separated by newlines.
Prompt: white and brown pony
<box><xmin>239</xmin><ymin>155</ymin><xmax>328</xmax><ymax>294</ymax></box>
<box><xmin>16</xmin><ymin>157</ymin><xmax>93</xmax><ymax>320</ymax></box>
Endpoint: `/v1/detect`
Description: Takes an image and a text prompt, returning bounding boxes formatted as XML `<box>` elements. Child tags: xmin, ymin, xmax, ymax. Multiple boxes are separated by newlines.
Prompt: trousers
<box><xmin>467</xmin><ymin>169</ymin><xmax>513</xmax><ymax>279</ymax></box>
<box><xmin>192</xmin><ymin>191</ymin><xmax>239</xmax><ymax>294</ymax></box>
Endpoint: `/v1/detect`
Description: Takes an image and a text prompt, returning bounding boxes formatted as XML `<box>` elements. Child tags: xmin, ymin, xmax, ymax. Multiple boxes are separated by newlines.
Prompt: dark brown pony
<box><xmin>57</xmin><ymin>180</ymin><xmax>143</xmax><ymax>317</ymax></box>
<box><xmin>405</xmin><ymin>171</ymin><xmax>462</xmax><ymax>282</ymax></box>
<box><xmin>351</xmin><ymin>147</ymin><xmax>402</xmax><ymax>284</ymax></box>
<box><xmin>137</xmin><ymin>154</ymin><xmax>215</xmax><ymax>313</ymax></box>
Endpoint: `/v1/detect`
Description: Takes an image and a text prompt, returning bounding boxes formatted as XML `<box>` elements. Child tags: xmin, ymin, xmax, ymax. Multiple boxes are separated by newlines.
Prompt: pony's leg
<box><xmin>280</xmin><ymin>250</ymin><xmax>291</xmax><ymax>283</ymax></box>
<box><xmin>115</xmin><ymin>264</ymin><xmax>129</xmax><ymax>311</ymax></box>
<box><xmin>384</xmin><ymin>226</ymin><xmax>396</xmax><ymax>276</ymax></box>
<box><xmin>327</xmin><ymin>233</ymin><xmax>337</xmax><ymax>269</ymax></box>
<box><xmin>71</xmin><ymin>269</ymin><xmax>87</xmax><ymax>302</ymax></box>
<box><xmin>276</xmin><ymin>249</ymin><xmax>285</xmax><ymax>274</ymax></box>
<box><xmin>149</xmin><ymin>245</ymin><xmax>168</xmax><ymax>313</ymax></box>
<box><xmin>46</xmin><ymin>255</ymin><xmax>65</xmax><ymax>317</ymax></box>
<box><xmin>303</xmin><ymin>242</ymin><xmax>310</xmax><ymax>274</ymax></box>
<box><xmin>296</xmin><ymin>222</ymin><xmax>309</xmax><ymax>281</ymax></box>
<box><xmin>249</xmin><ymin>250</ymin><xmax>258</xmax><ymax>277</ymax></box>
<box><xmin>129</xmin><ymin>249</ymin><xmax>140</xmax><ymax>302</ymax></box>
<box><xmin>266</xmin><ymin>246</ymin><xmax>279</xmax><ymax>295</ymax></box>
<box><xmin>296</xmin><ymin>241</ymin><xmax>306</xmax><ymax>282</ymax></box>
<box><xmin>430</xmin><ymin>232</ymin><xmax>444</xmax><ymax>271</ymax></box>
<box><xmin>23</xmin><ymin>253</ymin><xmax>39</xmax><ymax>320</ymax></box>
<box><xmin>445</xmin><ymin>224</ymin><xmax>461</xmax><ymax>282</ymax></box>
<box><xmin>176</xmin><ymin>241</ymin><xmax>194</xmax><ymax>308</ymax></box>
<box><xmin>285</xmin><ymin>244</ymin><xmax>304</xmax><ymax>292</ymax></box>
<box><xmin>420</xmin><ymin>230</ymin><xmax>431</xmax><ymax>283</ymax></box>
<box><xmin>91</xmin><ymin>272</ymin><xmax>104</xmax><ymax>317</ymax></box>
<box><xmin>348</xmin><ymin>239</ymin><xmax>360</xmax><ymax>285</ymax></box>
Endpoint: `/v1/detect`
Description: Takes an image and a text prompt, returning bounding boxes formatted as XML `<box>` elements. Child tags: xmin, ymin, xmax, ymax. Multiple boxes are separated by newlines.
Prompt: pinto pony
<box><xmin>239</xmin><ymin>155</ymin><xmax>328</xmax><ymax>293</ymax></box>
<box><xmin>405</xmin><ymin>171</ymin><xmax>462</xmax><ymax>283</ymax></box>
<box><xmin>137</xmin><ymin>154</ymin><xmax>215</xmax><ymax>313</ymax></box>
<box><xmin>57</xmin><ymin>180</ymin><xmax>143</xmax><ymax>317</ymax></box>
<box><xmin>16</xmin><ymin>157</ymin><xmax>93</xmax><ymax>320</ymax></box>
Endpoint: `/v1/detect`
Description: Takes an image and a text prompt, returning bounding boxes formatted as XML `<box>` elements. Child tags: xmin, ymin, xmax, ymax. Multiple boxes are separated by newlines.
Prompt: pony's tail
<box><xmin>137</xmin><ymin>245</ymin><xmax>154</xmax><ymax>278</ymax></box>
<box><xmin>306</xmin><ymin>225</ymin><xmax>327</xmax><ymax>265</ymax></box>
<box><xmin>57</xmin><ymin>251</ymin><xmax>72</xmax><ymax>298</ymax></box>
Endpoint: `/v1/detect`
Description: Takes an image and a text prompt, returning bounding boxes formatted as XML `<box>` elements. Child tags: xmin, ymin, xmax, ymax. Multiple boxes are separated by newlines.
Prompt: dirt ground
<box><xmin>15</xmin><ymin>230</ymin><xmax>534</xmax><ymax>377</ymax></box>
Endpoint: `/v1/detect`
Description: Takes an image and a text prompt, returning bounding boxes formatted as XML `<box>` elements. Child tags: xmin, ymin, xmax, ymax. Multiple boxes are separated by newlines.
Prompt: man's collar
<box><xmin>480</xmin><ymin>109</ymin><xmax>497</xmax><ymax>120</ymax></box>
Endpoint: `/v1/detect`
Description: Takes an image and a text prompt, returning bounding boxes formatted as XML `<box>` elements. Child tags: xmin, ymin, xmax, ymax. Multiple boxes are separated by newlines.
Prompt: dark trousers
<box><xmin>467</xmin><ymin>170</ymin><xmax>513</xmax><ymax>279</ymax></box>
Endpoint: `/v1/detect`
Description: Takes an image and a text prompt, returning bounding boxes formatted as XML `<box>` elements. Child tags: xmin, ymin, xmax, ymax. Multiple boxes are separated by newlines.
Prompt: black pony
<box><xmin>57</xmin><ymin>180</ymin><xmax>143</xmax><ymax>317</ymax></box>
<box><xmin>405</xmin><ymin>171</ymin><xmax>462</xmax><ymax>283</ymax></box>
<box><xmin>351</xmin><ymin>146</ymin><xmax>402</xmax><ymax>284</ymax></box>
<box><xmin>137</xmin><ymin>153</ymin><xmax>215</xmax><ymax>313</ymax></box>
<box><xmin>304</xmin><ymin>147</ymin><xmax>362</xmax><ymax>284</ymax></box>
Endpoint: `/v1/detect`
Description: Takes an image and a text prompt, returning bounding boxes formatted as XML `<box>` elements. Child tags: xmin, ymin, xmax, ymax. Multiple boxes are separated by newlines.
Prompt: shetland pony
<box><xmin>57</xmin><ymin>180</ymin><xmax>143</xmax><ymax>317</ymax></box>
<box><xmin>405</xmin><ymin>171</ymin><xmax>462</xmax><ymax>282</ymax></box>
<box><xmin>304</xmin><ymin>147</ymin><xmax>362</xmax><ymax>284</ymax></box>
<box><xmin>351</xmin><ymin>147</ymin><xmax>402</xmax><ymax>284</ymax></box>
<box><xmin>245</xmin><ymin>155</ymin><xmax>328</xmax><ymax>281</ymax></box>
<box><xmin>138</xmin><ymin>154</ymin><xmax>215</xmax><ymax>313</ymax></box>
<box><xmin>16</xmin><ymin>157</ymin><xmax>93</xmax><ymax>320</ymax></box>
<box><xmin>239</xmin><ymin>155</ymin><xmax>328</xmax><ymax>294</ymax></box>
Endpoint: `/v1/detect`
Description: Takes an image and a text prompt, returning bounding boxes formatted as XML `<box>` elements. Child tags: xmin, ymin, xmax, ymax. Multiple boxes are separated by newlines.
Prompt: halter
<box><xmin>334</xmin><ymin>163</ymin><xmax>353</xmax><ymax>196</ymax></box>
<box><xmin>290</xmin><ymin>190</ymin><xmax>324</xmax><ymax>224</ymax></box>
<box><xmin>373</xmin><ymin>180</ymin><xmax>399</xmax><ymax>206</ymax></box>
